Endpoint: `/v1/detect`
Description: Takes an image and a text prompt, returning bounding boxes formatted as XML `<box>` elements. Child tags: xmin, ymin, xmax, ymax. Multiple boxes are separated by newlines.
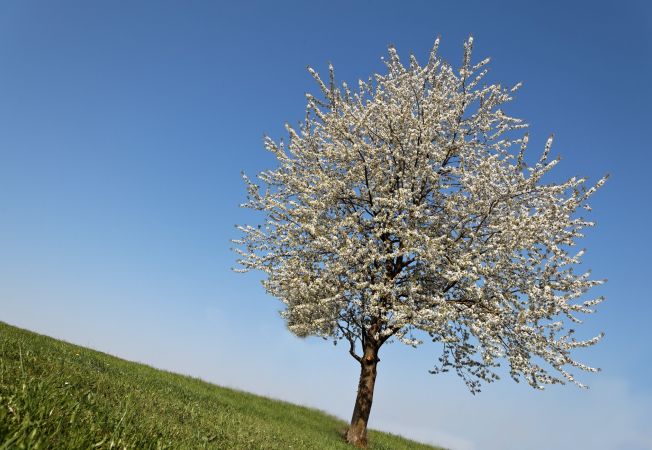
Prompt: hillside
<box><xmin>0</xmin><ymin>322</ymin><xmax>442</xmax><ymax>449</ymax></box>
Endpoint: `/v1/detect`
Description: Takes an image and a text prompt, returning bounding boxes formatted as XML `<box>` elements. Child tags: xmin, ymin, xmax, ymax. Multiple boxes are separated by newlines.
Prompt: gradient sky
<box><xmin>1</xmin><ymin>1</ymin><xmax>651</xmax><ymax>449</ymax></box>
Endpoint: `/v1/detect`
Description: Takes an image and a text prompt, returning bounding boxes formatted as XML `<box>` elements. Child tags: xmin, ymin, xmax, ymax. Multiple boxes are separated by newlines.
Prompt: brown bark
<box><xmin>346</xmin><ymin>343</ymin><xmax>379</xmax><ymax>448</ymax></box>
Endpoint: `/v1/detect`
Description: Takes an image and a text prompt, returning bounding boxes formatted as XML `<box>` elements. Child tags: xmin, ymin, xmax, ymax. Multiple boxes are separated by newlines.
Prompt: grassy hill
<box><xmin>0</xmin><ymin>322</ymin><xmax>442</xmax><ymax>449</ymax></box>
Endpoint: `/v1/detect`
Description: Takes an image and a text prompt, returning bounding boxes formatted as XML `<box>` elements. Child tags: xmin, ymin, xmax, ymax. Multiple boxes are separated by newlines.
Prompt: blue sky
<box><xmin>1</xmin><ymin>1</ymin><xmax>651</xmax><ymax>449</ymax></box>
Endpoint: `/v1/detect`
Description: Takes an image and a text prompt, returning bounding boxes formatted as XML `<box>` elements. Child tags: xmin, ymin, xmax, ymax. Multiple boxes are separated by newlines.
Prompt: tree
<box><xmin>233</xmin><ymin>37</ymin><xmax>607</xmax><ymax>448</ymax></box>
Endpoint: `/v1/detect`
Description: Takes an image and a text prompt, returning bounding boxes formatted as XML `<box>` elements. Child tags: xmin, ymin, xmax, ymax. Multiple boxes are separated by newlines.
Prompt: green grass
<box><xmin>0</xmin><ymin>322</ymin><xmax>443</xmax><ymax>449</ymax></box>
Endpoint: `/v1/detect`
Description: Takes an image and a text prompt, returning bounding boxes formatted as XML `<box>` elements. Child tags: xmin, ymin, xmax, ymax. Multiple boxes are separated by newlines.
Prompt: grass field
<box><xmin>0</xmin><ymin>322</ymin><xmax>443</xmax><ymax>449</ymax></box>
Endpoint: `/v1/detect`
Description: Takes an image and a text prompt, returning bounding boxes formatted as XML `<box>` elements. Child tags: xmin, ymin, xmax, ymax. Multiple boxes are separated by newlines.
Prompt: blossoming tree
<box><xmin>234</xmin><ymin>38</ymin><xmax>607</xmax><ymax>448</ymax></box>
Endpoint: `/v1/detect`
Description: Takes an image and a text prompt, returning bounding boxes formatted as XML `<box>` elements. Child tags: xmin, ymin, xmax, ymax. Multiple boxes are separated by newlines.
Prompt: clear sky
<box><xmin>1</xmin><ymin>1</ymin><xmax>650</xmax><ymax>449</ymax></box>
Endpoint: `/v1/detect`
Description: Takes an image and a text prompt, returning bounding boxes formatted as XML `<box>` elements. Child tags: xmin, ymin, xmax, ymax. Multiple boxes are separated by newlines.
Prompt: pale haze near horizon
<box><xmin>1</xmin><ymin>1</ymin><xmax>651</xmax><ymax>449</ymax></box>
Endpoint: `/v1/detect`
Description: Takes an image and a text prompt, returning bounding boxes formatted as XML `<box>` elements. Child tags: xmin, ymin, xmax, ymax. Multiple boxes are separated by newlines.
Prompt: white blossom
<box><xmin>234</xmin><ymin>37</ymin><xmax>607</xmax><ymax>394</ymax></box>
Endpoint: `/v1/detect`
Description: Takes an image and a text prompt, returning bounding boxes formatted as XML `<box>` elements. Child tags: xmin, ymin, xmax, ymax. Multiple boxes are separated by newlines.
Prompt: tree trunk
<box><xmin>346</xmin><ymin>344</ymin><xmax>379</xmax><ymax>448</ymax></box>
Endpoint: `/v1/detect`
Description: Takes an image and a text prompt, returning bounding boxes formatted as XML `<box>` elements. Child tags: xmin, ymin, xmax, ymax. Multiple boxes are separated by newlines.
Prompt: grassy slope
<box><xmin>0</xmin><ymin>322</ymin><xmax>443</xmax><ymax>449</ymax></box>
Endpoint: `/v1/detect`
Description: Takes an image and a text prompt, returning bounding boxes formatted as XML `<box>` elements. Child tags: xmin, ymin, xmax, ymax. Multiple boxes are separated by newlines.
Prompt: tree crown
<box><xmin>234</xmin><ymin>37</ymin><xmax>607</xmax><ymax>393</ymax></box>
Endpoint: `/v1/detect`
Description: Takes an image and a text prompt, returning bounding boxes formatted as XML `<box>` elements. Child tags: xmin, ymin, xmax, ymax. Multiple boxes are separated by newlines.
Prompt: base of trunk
<box><xmin>346</xmin><ymin>421</ymin><xmax>368</xmax><ymax>448</ymax></box>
